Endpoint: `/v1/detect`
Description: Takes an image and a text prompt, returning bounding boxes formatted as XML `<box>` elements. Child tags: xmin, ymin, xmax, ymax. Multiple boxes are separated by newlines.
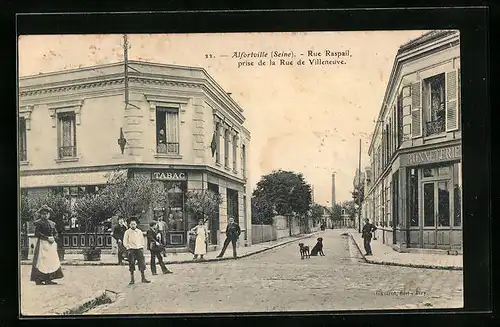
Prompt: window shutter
<box><xmin>457</xmin><ymin>68</ymin><xmax>461</xmax><ymax>130</ymax></box>
<box><xmin>445</xmin><ymin>70</ymin><xmax>459</xmax><ymax>131</ymax></box>
<box><xmin>411</xmin><ymin>82</ymin><xmax>422</xmax><ymax>138</ymax></box>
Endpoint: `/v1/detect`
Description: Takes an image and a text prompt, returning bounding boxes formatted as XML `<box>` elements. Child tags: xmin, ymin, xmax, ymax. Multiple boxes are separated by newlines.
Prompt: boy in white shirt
<box><xmin>123</xmin><ymin>217</ymin><xmax>151</xmax><ymax>285</ymax></box>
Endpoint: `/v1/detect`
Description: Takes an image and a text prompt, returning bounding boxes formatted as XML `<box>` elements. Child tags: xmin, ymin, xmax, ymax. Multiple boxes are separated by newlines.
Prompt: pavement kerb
<box><xmin>344</xmin><ymin>232</ymin><xmax>367</xmax><ymax>263</ymax></box>
<box><xmin>20</xmin><ymin>232</ymin><xmax>322</xmax><ymax>267</ymax></box>
<box><xmin>347</xmin><ymin>232</ymin><xmax>463</xmax><ymax>271</ymax></box>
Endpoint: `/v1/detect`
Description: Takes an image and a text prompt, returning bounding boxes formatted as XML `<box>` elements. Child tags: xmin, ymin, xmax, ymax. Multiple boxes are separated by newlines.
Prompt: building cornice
<box><xmin>19</xmin><ymin>60</ymin><xmax>246</xmax><ymax>119</ymax></box>
<box><xmin>368</xmin><ymin>31</ymin><xmax>460</xmax><ymax>156</ymax></box>
<box><xmin>19</xmin><ymin>163</ymin><xmax>247</xmax><ymax>184</ymax></box>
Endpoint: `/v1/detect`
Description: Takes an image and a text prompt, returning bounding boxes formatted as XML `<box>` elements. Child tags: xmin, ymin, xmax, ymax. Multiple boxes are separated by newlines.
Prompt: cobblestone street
<box><xmin>21</xmin><ymin>230</ymin><xmax>463</xmax><ymax>315</ymax></box>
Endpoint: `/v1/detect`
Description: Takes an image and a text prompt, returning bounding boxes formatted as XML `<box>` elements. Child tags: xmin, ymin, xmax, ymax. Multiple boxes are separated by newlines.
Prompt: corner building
<box><xmin>19</xmin><ymin>61</ymin><xmax>252</xmax><ymax>252</ymax></box>
<box><xmin>365</xmin><ymin>31</ymin><xmax>462</xmax><ymax>251</ymax></box>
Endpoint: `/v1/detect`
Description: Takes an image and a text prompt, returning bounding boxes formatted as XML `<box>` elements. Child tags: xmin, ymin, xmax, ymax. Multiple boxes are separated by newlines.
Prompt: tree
<box><xmin>310</xmin><ymin>203</ymin><xmax>325</xmax><ymax>225</ymax></box>
<box><xmin>185</xmin><ymin>189</ymin><xmax>222</xmax><ymax>224</ymax></box>
<box><xmin>330</xmin><ymin>204</ymin><xmax>342</xmax><ymax>220</ymax></box>
<box><xmin>251</xmin><ymin>196</ymin><xmax>274</xmax><ymax>225</ymax></box>
<box><xmin>73</xmin><ymin>191</ymin><xmax>116</xmax><ymax>256</ymax></box>
<box><xmin>101</xmin><ymin>171</ymin><xmax>168</xmax><ymax>221</ymax></box>
<box><xmin>252</xmin><ymin>170</ymin><xmax>312</xmax><ymax>218</ymax></box>
<box><xmin>341</xmin><ymin>200</ymin><xmax>357</xmax><ymax>219</ymax></box>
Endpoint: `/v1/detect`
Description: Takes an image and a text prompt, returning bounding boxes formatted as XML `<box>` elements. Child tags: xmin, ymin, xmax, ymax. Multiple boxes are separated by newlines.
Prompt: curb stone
<box><xmin>20</xmin><ymin>232</ymin><xmax>322</xmax><ymax>267</ymax></box>
<box><xmin>344</xmin><ymin>233</ymin><xmax>367</xmax><ymax>263</ymax></box>
<box><xmin>347</xmin><ymin>232</ymin><xmax>463</xmax><ymax>271</ymax></box>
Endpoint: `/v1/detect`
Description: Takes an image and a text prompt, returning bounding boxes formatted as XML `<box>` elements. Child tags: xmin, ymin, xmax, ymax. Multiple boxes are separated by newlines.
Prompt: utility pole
<box><xmin>358</xmin><ymin>138</ymin><xmax>362</xmax><ymax>233</ymax></box>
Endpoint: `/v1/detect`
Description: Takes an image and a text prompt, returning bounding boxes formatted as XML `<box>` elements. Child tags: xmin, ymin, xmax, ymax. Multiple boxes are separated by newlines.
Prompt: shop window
<box><xmin>423</xmin><ymin>183</ymin><xmax>435</xmax><ymax>227</ymax></box>
<box><xmin>423</xmin><ymin>167</ymin><xmax>435</xmax><ymax>178</ymax></box>
<box><xmin>58</xmin><ymin>112</ymin><xmax>77</xmax><ymax>158</ymax></box>
<box><xmin>408</xmin><ymin>169</ymin><xmax>419</xmax><ymax>227</ymax></box>
<box><xmin>454</xmin><ymin>163</ymin><xmax>462</xmax><ymax>226</ymax></box>
<box><xmin>165</xmin><ymin>182</ymin><xmax>186</xmax><ymax>232</ymax></box>
<box><xmin>423</xmin><ymin>73</ymin><xmax>446</xmax><ymax>136</ymax></box>
<box><xmin>437</xmin><ymin>181</ymin><xmax>450</xmax><ymax>227</ymax></box>
<box><xmin>156</xmin><ymin>107</ymin><xmax>179</xmax><ymax>154</ymax></box>
<box><xmin>19</xmin><ymin>117</ymin><xmax>27</xmax><ymax>161</ymax></box>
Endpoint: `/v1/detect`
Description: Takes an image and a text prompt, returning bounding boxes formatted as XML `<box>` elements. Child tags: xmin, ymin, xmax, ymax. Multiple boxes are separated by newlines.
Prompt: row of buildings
<box><xmin>18</xmin><ymin>60</ymin><xmax>252</xmax><ymax>251</ymax></box>
<box><xmin>358</xmin><ymin>30</ymin><xmax>462</xmax><ymax>252</ymax></box>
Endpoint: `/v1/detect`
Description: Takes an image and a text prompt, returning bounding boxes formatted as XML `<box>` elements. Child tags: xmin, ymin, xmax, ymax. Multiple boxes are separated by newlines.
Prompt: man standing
<box><xmin>216</xmin><ymin>217</ymin><xmax>241</xmax><ymax>259</ymax></box>
<box><xmin>123</xmin><ymin>217</ymin><xmax>150</xmax><ymax>284</ymax></box>
<box><xmin>30</xmin><ymin>205</ymin><xmax>64</xmax><ymax>285</ymax></box>
<box><xmin>112</xmin><ymin>217</ymin><xmax>128</xmax><ymax>265</ymax></box>
<box><xmin>156</xmin><ymin>216</ymin><xmax>167</xmax><ymax>257</ymax></box>
<box><xmin>146</xmin><ymin>221</ymin><xmax>172</xmax><ymax>275</ymax></box>
<box><xmin>362</xmin><ymin>218</ymin><xmax>377</xmax><ymax>256</ymax></box>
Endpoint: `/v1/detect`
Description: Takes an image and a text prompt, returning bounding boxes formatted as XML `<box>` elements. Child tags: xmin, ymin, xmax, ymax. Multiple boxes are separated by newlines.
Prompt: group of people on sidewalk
<box><xmin>29</xmin><ymin>201</ymin><xmax>242</xmax><ymax>286</ymax></box>
<box><xmin>112</xmin><ymin>215</ymin><xmax>242</xmax><ymax>285</ymax></box>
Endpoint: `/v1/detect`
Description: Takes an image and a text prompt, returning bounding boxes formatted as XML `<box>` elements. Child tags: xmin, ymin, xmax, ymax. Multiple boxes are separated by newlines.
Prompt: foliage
<box><xmin>252</xmin><ymin>170</ymin><xmax>312</xmax><ymax>219</ymax></box>
<box><xmin>101</xmin><ymin>171</ymin><xmax>168</xmax><ymax>220</ymax></box>
<box><xmin>251</xmin><ymin>196</ymin><xmax>274</xmax><ymax>225</ymax></box>
<box><xmin>329</xmin><ymin>204</ymin><xmax>343</xmax><ymax>220</ymax></box>
<box><xmin>185</xmin><ymin>189</ymin><xmax>222</xmax><ymax>223</ymax></box>
<box><xmin>19</xmin><ymin>191</ymin><xmax>71</xmax><ymax>232</ymax></box>
<box><xmin>341</xmin><ymin>200</ymin><xmax>358</xmax><ymax>219</ymax></box>
<box><xmin>309</xmin><ymin>203</ymin><xmax>325</xmax><ymax>224</ymax></box>
<box><xmin>73</xmin><ymin>192</ymin><xmax>116</xmax><ymax>234</ymax></box>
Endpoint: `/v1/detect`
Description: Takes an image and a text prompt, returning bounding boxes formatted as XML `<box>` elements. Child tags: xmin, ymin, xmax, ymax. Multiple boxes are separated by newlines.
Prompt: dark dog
<box><xmin>298</xmin><ymin>243</ymin><xmax>310</xmax><ymax>259</ymax></box>
<box><xmin>310</xmin><ymin>237</ymin><xmax>325</xmax><ymax>256</ymax></box>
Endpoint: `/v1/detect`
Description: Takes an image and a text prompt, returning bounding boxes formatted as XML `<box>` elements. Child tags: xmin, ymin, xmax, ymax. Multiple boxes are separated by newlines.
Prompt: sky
<box><xmin>18</xmin><ymin>30</ymin><xmax>428</xmax><ymax>205</ymax></box>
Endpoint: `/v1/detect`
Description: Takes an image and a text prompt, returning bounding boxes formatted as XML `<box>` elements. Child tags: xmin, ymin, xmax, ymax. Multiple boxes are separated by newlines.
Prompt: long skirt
<box><xmin>30</xmin><ymin>239</ymin><xmax>64</xmax><ymax>282</ymax></box>
<box><xmin>194</xmin><ymin>234</ymin><xmax>207</xmax><ymax>255</ymax></box>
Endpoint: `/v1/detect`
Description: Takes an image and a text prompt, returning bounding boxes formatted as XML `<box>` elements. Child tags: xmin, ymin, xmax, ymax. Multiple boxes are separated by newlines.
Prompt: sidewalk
<box><xmin>347</xmin><ymin>229</ymin><xmax>463</xmax><ymax>270</ymax></box>
<box><xmin>21</xmin><ymin>232</ymin><xmax>321</xmax><ymax>267</ymax></box>
<box><xmin>20</xmin><ymin>232</ymin><xmax>320</xmax><ymax>316</ymax></box>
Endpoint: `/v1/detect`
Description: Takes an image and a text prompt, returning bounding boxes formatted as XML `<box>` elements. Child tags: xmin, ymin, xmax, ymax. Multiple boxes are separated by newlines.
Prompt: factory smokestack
<box><xmin>331</xmin><ymin>173</ymin><xmax>336</xmax><ymax>208</ymax></box>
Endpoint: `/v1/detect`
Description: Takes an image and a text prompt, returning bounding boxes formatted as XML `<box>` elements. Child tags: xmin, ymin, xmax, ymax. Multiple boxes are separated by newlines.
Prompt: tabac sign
<box><xmin>152</xmin><ymin>171</ymin><xmax>187</xmax><ymax>181</ymax></box>
<box><xmin>401</xmin><ymin>145</ymin><xmax>461</xmax><ymax>167</ymax></box>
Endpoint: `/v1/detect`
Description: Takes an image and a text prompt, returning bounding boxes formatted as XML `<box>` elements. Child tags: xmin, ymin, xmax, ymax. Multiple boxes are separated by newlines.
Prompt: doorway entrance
<box><xmin>420</xmin><ymin>165</ymin><xmax>452</xmax><ymax>248</ymax></box>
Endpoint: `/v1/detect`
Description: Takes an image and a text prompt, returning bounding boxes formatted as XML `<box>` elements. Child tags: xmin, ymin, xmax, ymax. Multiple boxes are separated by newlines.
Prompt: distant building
<box><xmin>365</xmin><ymin>30</ymin><xmax>461</xmax><ymax>251</ymax></box>
<box><xmin>18</xmin><ymin>61</ymin><xmax>252</xmax><ymax>252</ymax></box>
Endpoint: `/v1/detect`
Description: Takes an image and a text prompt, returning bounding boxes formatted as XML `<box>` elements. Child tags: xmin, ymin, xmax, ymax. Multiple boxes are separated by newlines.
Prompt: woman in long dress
<box><xmin>30</xmin><ymin>205</ymin><xmax>64</xmax><ymax>285</ymax></box>
<box><xmin>190</xmin><ymin>219</ymin><xmax>208</xmax><ymax>260</ymax></box>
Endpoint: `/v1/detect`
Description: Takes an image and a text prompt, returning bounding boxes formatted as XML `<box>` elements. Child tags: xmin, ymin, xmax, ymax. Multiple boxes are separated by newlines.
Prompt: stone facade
<box><xmin>19</xmin><ymin>60</ymin><xmax>252</xmax><ymax>251</ymax></box>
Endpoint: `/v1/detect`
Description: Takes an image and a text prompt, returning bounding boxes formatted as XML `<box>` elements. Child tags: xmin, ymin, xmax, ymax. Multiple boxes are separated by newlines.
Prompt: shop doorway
<box><xmin>420</xmin><ymin>166</ymin><xmax>452</xmax><ymax>249</ymax></box>
<box><xmin>208</xmin><ymin>183</ymin><xmax>219</xmax><ymax>245</ymax></box>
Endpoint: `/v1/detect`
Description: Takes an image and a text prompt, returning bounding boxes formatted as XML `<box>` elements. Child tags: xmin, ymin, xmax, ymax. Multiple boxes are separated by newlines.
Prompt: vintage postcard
<box><xmin>18</xmin><ymin>30</ymin><xmax>463</xmax><ymax>315</ymax></box>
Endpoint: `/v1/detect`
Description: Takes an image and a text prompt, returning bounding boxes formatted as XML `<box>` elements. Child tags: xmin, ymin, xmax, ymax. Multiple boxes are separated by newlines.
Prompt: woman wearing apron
<box><xmin>190</xmin><ymin>219</ymin><xmax>208</xmax><ymax>260</ymax></box>
<box><xmin>30</xmin><ymin>205</ymin><xmax>64</xmax><ymax>285</ymax></box>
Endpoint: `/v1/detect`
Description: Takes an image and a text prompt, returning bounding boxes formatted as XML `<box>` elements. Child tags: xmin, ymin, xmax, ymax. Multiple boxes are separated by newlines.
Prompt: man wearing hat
<box><xmin>122</xmin><ymin>217</ymin><xmax>150</xmax><ymax>284</ymax></box>
<box><xmin>30</xmin><ymin>205</ymin><xmax>64</xmax><ymax>285</ymax></box>
<box><xmin>361</xmin><ymin>218</ymin><xmax>377</xmax><ymax>256</ymax></box>
<box><xmin>112</xmin><ymin>216</ymin><xmax>128</xmax><ymax>265</ymax></box>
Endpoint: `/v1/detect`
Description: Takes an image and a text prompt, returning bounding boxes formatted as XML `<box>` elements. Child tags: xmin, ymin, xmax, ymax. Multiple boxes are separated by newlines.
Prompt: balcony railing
<box><xmin>425</xmin><ymin>119</ymin><xmax>445</xmax><ymax>136</ymax></box>
<box><xmin>59</xmin><ymin>145</ymin><xmax>77</xmax><ymax>158</ymax></box>
<box><xmin>61</xmin><ymin>232</ymin><xmax>113</xmax><ymax>249</ymax></box>
<box><xmin>157</xmin><ymin>142</ymin><xmax>179</xmax><ymax>154</ymax></box>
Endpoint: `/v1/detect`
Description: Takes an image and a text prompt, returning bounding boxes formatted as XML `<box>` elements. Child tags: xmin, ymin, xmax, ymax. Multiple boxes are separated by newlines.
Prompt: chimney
<box><xmin>331</xmin><ymin>173</ymin><xmax>336</xmax><ymax>208</ymax></box>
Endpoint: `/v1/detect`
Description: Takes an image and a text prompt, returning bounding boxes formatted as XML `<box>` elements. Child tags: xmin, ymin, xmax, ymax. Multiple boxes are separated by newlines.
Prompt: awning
<box><xmin>20</xmin><ymin>170</ymin><xmax>128</xmax><ymax>188</ymax></box>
